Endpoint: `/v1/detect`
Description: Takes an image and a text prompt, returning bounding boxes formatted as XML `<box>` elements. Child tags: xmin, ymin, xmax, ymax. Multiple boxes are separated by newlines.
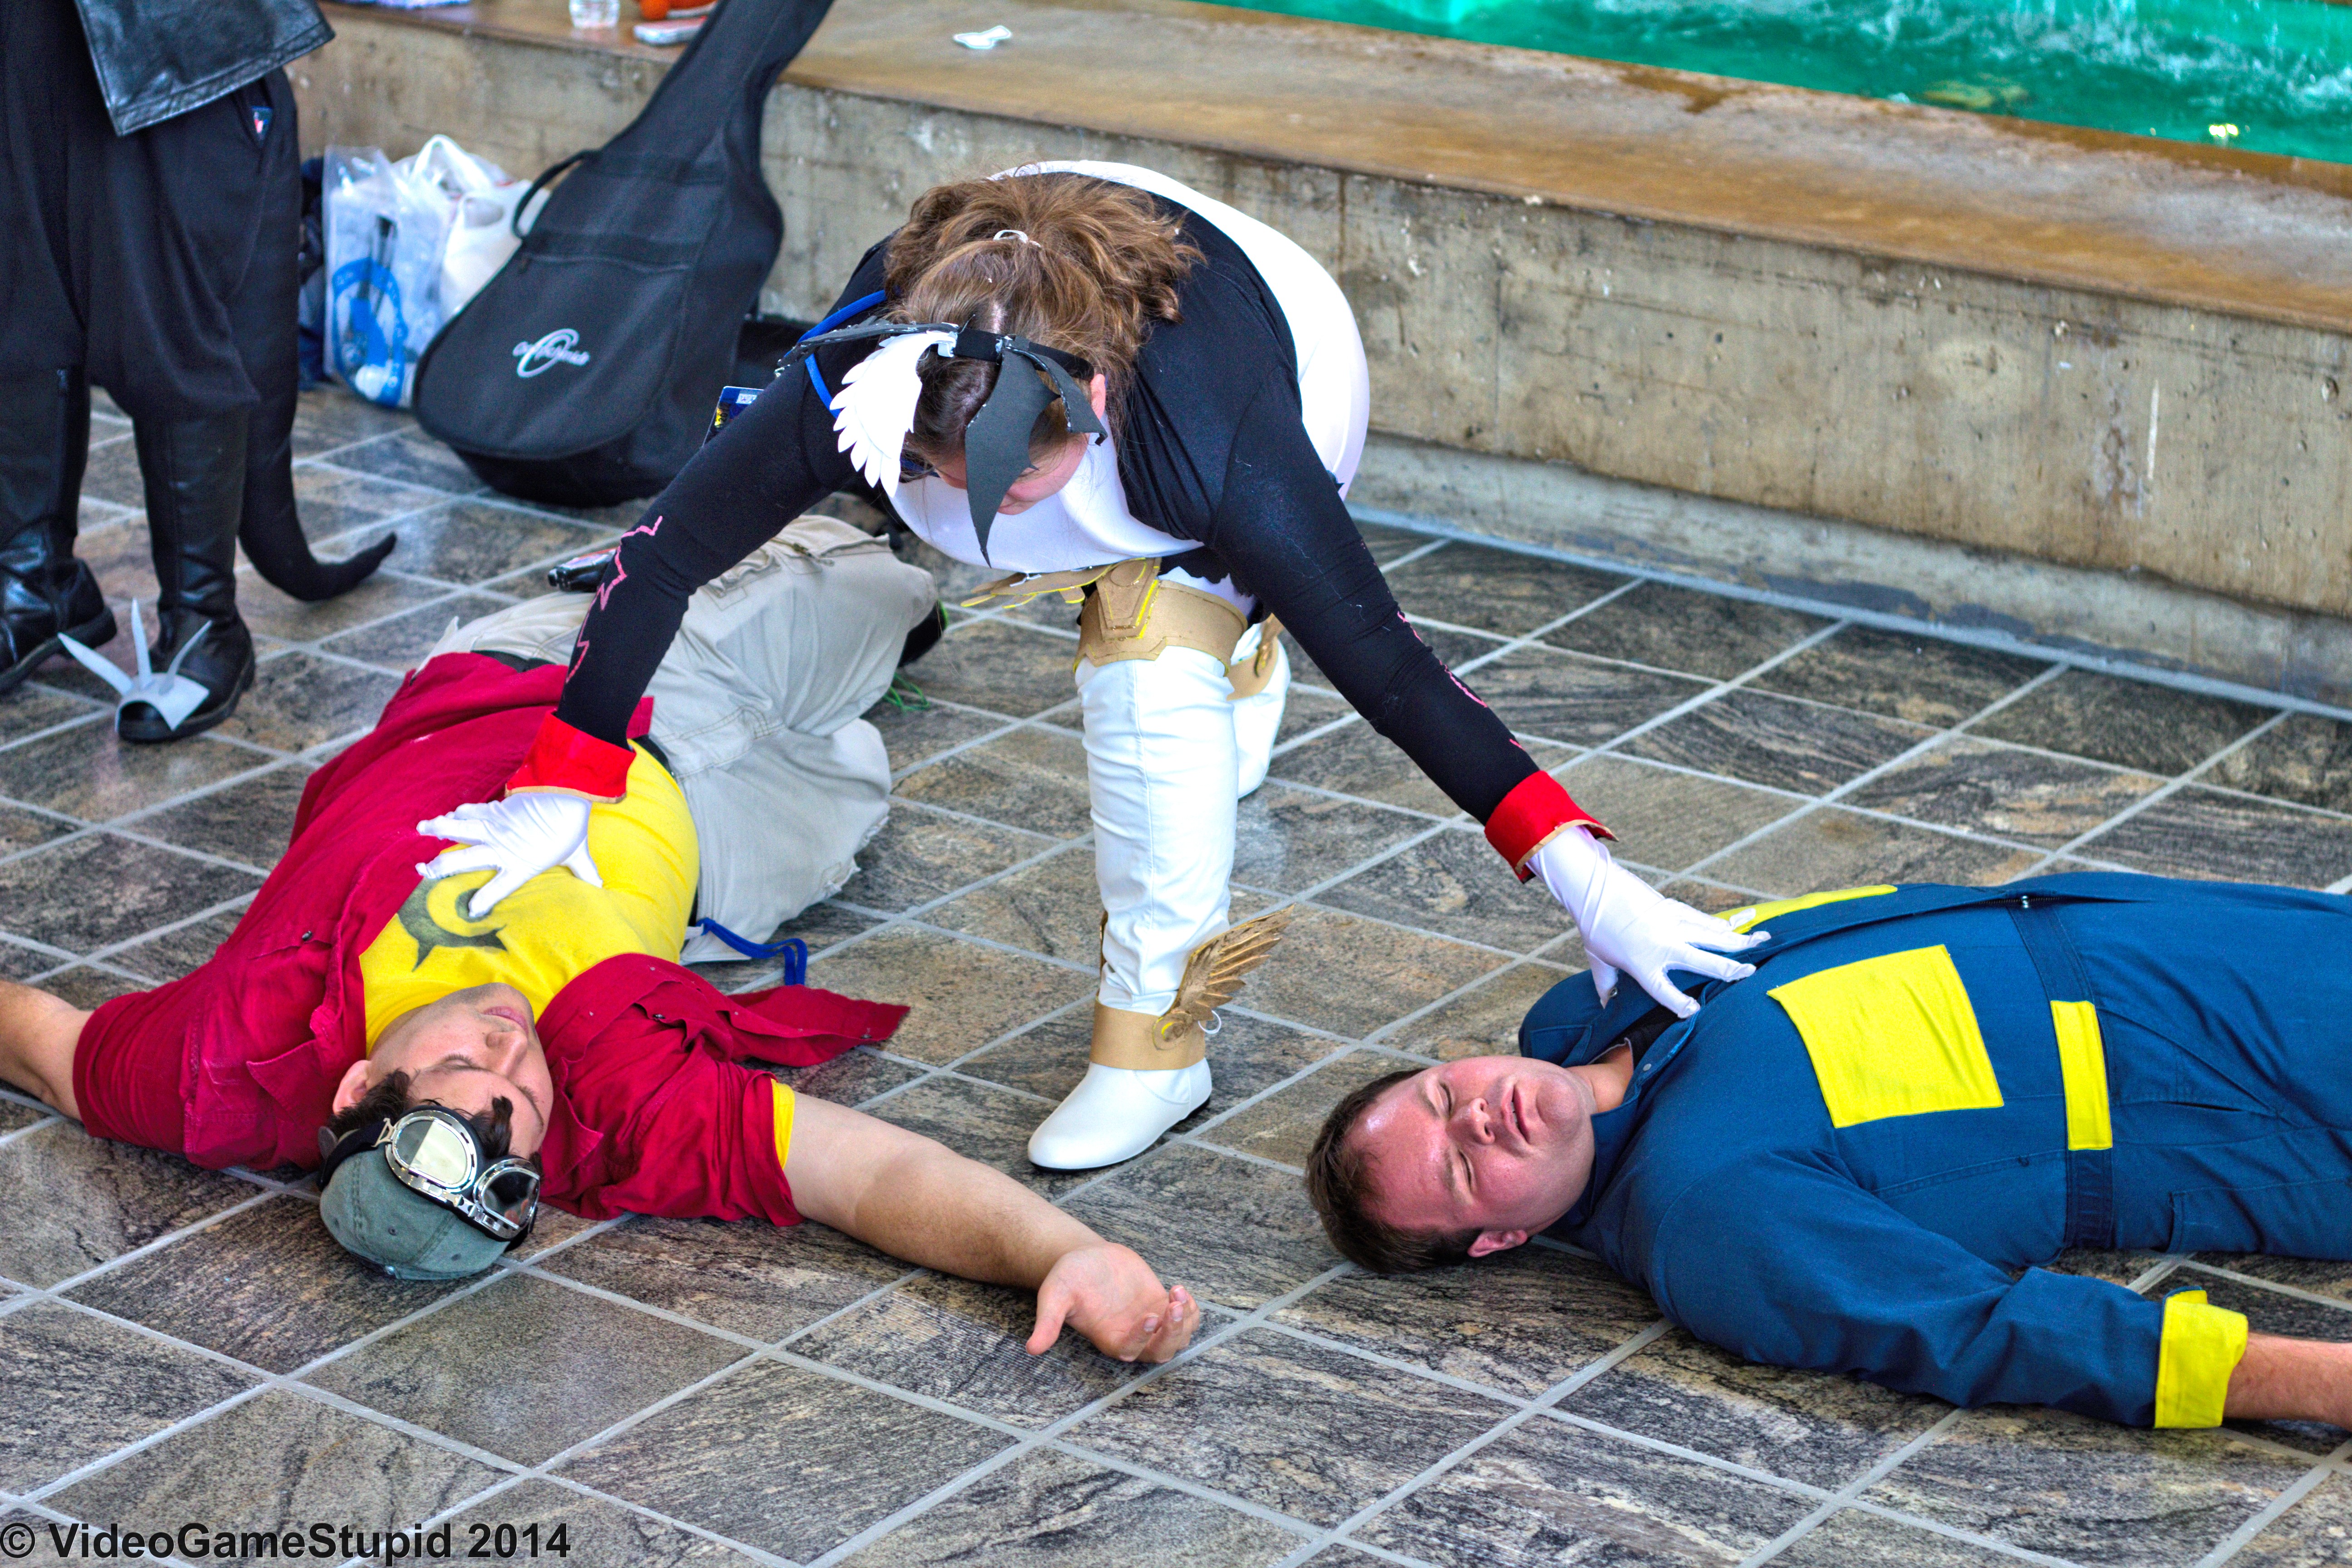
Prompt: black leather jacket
<box><xmin>74</xmin><ymin>0</ymin><xmax>331</xmax><ymax>135</ymax></box>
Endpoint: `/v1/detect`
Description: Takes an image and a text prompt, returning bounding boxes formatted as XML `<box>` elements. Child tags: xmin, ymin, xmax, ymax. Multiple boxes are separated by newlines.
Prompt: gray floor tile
<box><xmin>1971</xmin><ymin>669</ymin><xmax>2269</xmax><ymax>776</ymax></box>
<box><xmin>234</xmin><ymin>567</ymin><xmax>452</xmax><ymax>648</ymax></box>
<box><xmin>1274</xmin><ymin>682</ymin><xmax>1357</xmax><ymax>745</ymax></box>
<box><xmin>559</xmin><ymin>1358</ymin><xmax>1013</xmax><ymax>1563</ymax></box>
<box><xmin>1060</xmin><ymin>1143</ymin><xmax>1337</xmax><ymax>1313</ymax></box>
<box><xmin>105</xmin><ymin>909</ymin><xmax>247</xmax><ymax>983</ymax></box>
<box><xmin>2210</xmin><ymin>712</ymin><xmax>2352</xmax><ymax>815</ymax></box>
<box><xmin>0</xmin><ymin>684</ymin><xmax>103</xmax><ymax>747</ymax></box>
<box><xmin>1355</xmin><ymin>1415</ymin><xmax>1817</xmax><ymax>1568</ymax></box>
<box><xmin>1238</xmin><ymin>908</ymin><xmax>1507</xmax><ymax>1039</ymax></box>
<box><xmin>868</xmin><ymin>1073</ymin><xmax>1089</xmax><ymax>1198</ymax></box>
<box><xmin>1706</xmin><ymin>808</ymin><xmax>2042</xmax><ymax>898</ymax></box>
<box><xmin>213</xmin><ymin>652</ymin><xmax>401</xmax><ymax>753</ymax></box>
<box><xmin>867</xmin><ymin>698</ymin><xmax>1012</xmax><ymax>776</ymax></box>
<box><xmin>79</xmin><ymin>433</ymin><xmax>145</xmax><ymax>507</ymax></box>
<box><xmin>0</xmin><ymin>833</ymin><xmax>260</xmax><ymax>955</ymax></box>
<box><xmin>0</xmin><ymin>720</ymin><xmax>261</xmax><ymax>823</ymax></box>
<box><xmin>288</xmin><ymin>388</ymin><xmax>418</xmax><ymax>457</ymax></box>
<box><xmin>1381</xmin><ymin>961</ymin><xmax>1576</xmax><ymax>1060</ymax></box>
<box><xmin>29</xmin><ymin>968</ymin><xmax>142</xmax><ymax>1009</ymax></box>
<box><xmin>320</xmin><ymin>591</ymin><xmax>515</xmax><ymax>670</ymax></box>
<box><xmin>290</xmin><ymin>464</ymin><xmax>448</xmax><ymax>540</ymax></box>
<box><xmin>1845</xmin><ymin>736</ymin><xmax>2163</xmax><ymax>848</ymax></box>
<box><xmin>445</xmin><ymin>1477</ymin><xmax>767</xmax><ymax>1568</ymax></box>
<box><xmin>79</xmin><ymin>517</ymin><xmax>160</xmax><ymax>607</ymax></box>
<box><xmin>45</xmin><ymin>1388</ymin><xmax>506</xmax><ymax>1563</ymax></box>
<box><xmin>964</xmin><ymin>1009</ymin><xmax>1344</xmax><ymax>1126</ymax></box>
<box><xmin>1233</xmin><ymin>786</ymin><xmax>1434</xmax><ymax>895</ymax></box>
<box><xmin>770</xmin><ymin>1045</ymin><xmax>926</xmax><ymax>1106</ymax></box>
<box><xmin>1560</xmin><ymin>1328</ymin><xmax>1947</xmax><ymax>1491</ymax></box>
<box><xmin>1072</xmin><ymin>1326</ymin><xmax>1508</xmax><ymax>1526</ymax></box>
<box><xmin>0</xmin><ymin>804</ymin><xmax>74</xmax><ymax>857</ymax></box>
<box><xmin>305</xmin><ymin>1274</ymin><xmax>745</xmax><ymax>1465</ymax></box>
<box><xmin>1270</xmin><ymin>718</ymin><xmax>1463</xmax><ymax>818</ymax></box>
<box><xmin>926</xmin><ymin>844</ymin><xmax>1103</xmax><ymax>966</ymax></box>
<box><xmin>1550</xmin><ymin>752</ymin><xmax>1797</xmax><ymax>870</ymax></box>
<box><xmin>1276</xmin><ymin>1246</ymin><xmax>1658</xmax><ymax>1399</ymax></box>
<box><xmin>2079</xmin><ymin>788</ymin><xmax>2352</xmax><ymax>888</ymax></box>
<box><xmin>1317</xmin><ymin>826</ymin><xmax>1573</xmax><ymax>953</ymax></box>
<box><xmin>2190</xmin><ymin>1254</ymin><xmax>2352</xmax><ymax>1303</ymax></box>
<box><xmin>810</xmin><ymin>927</ymin><xmax>1096</xmax><ymax>1065</ymax></box>
<box><xmin>1461</xmin><ymin>647</ymin><xmax>1712</xmax><ymax>747</ymax></box>
<box><xmin>2232</xmin><ymin>1470</ymin><xmax>2352</xmax><ymax>1568</ymax></box>
<box><xmin>1541</xmin><ymin>582</ymin><xmax>1830</xmax><ymax>682</ymax></box>
<box><xmin>1624</xmin><ymin>688</ymin><xmax>1935</xmax><ymax>795</ymax></box>
<box><xmin>1380</xmin><ymin>547</ymin><xmax>1627</xmax><ymax>637</ymax></box>
<box><xmin>795</xmin><ymin>1272</ymin><xmax>1145</xmax><ymax>1426</ymax></box>
<box><xmin>1751</xmin><ymin>625</ymin><xmax>2051</xmax><ymax>727</ymax></box>
<box><xmin>65</xmin><ymin>1195</ymin><xmax>466</xmax><ymax>1374</ymax></box>
<box><xmin>904</xmin><ymin>621</ymin><xmax>1081</xmax><ymax>718</ymax></box>
<box><xmin>0</xmin><ymin>1302</ymin><xmax>253</xmax><ymax>1492</ymax></box>
<box><xmin>1772</xmin><ymin>1509</ymin><xmax>2028</xmax><ymax>1567</ymax></box>
<box><xmin>0</xmin><ymin>1123</ymin><xmax>257</xmax><ymax>1289</ymax></box>
<box><xmin>840</xmin><ymin>1447</ymin><xmax>1306</xmax><ymax>1568</ymax></box>
<box><xmin>1860</xmin><ymin>1407</ymin><xmax>2310</xmax><ymax>1568</ymax></box>
<box><xmin>325</xmin><ymin>429</ymin><xmax>487</xmax><ymax>494</ymax></box>
<box><xmin>1197</xmin><ymin>1048</ymin><xmax>1424</xmax><ymax>1170</ymax></box>
<box><xmin>835</xmin><ymin>804</ymin><xmax>1057</xmax><ymax>913</ymax></box>
<box><xmin>894</xmin><ymin>727</ymin><xmax>1094</xmax><ymax>838</ymax></box>
<box><xmin>338</xmin><ymin>500</ymin><xmax>605</xmax><ymax>588</ymax></box>
<box><xmin>131</xmin><ymin>763</ymin><xmax>311</xmax><ymax>868</ymax></box>
<box><xmin>536</xmin><ymin>1213</ymin><xmax>907</xmax><ymax>1343</ymax></box>
<box><xmin>0</xmin><ymin>1092</ymin><xmax>49</xmax><ymax>1135</ymax></box>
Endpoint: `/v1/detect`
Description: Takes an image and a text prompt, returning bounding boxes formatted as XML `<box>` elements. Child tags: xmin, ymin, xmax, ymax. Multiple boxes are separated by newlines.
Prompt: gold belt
<box><xmin>964</xmin><ymin>557</ymin><xmax>1284</xmax><ymax>696</ymax></box>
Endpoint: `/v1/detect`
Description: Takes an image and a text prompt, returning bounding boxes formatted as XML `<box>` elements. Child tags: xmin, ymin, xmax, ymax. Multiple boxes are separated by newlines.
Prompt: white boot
<box><xmin>1230</xmin><ymin>624</ymin><xmax>1291</xmax><ymax>799</ymax></box>
<box><xmin>1027</xmin><ymin>1060</ymin><xmax>1214</xmax><ymax>1169</ymax></box>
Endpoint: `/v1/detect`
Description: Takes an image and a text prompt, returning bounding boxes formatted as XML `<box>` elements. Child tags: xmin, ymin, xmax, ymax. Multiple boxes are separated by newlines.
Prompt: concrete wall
<box><xmin>294</xmin><ymin>10</ymin><xmax>2352</xmax><ymax>701</ymax></box>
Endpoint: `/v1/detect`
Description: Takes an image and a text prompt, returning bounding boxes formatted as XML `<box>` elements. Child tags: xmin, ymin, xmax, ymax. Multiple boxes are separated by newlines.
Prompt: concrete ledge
<box><xmin>295</xmin><ymin>0</ymin><xmax>2352</xmax><ymax>695</ymax></box>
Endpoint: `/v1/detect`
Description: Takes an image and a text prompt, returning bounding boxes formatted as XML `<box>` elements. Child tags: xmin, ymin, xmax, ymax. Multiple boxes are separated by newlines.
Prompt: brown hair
<box><xmin>1304</xmin><ymin>1069</ymin><xmax>1481</xmax><ymax>1274</ymax></box>
<box><xmin>322</xmin><ymin>1069</ymin><xmax>526</xmax><ymax>1168</ymax></box>
<box><xmin>884</xmin><ymin>171</ymin><xmax>1201</xmax><ymax>468</ymax></box>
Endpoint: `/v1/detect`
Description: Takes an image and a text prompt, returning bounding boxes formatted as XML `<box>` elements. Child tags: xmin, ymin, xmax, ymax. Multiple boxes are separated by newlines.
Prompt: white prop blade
<box><xmin>57</xmin><ymin>600</ymin><xmax>213</xmax><ymax>735</ymax></box>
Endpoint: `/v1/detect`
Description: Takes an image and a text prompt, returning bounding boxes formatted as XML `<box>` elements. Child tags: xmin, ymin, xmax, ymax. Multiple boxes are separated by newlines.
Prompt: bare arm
<box><xmin>0</xmin><ymin>978</ymin><xmax>88</xmax><ymax>1120</ymax></box>
<box><xmin>782</xmin><ymin>1092</ymin><xmax>1196</xmax><ymax>1362</ymax></box>
<box><xmin>2227</xmin><ymin>1334</ymin><xmax>2352</xmax><ymax>1426</ymax></box>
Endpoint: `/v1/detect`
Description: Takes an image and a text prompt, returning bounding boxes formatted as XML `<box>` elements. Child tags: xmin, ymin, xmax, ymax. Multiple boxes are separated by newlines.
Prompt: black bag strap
<box><xmin>512</xmin><ymin>150</ymin><xmax>591</xmax><ymax>238</ymax></box>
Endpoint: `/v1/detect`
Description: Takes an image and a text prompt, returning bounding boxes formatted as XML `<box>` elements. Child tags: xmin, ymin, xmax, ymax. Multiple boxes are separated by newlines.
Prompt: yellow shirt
<box><xmin>361</xmin><ymin>745</ymin><xmax>699</xmax><ymax>1049</ymax></box>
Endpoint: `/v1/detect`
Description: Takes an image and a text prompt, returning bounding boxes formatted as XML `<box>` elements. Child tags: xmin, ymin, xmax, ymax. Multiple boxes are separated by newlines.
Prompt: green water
<box><xmin>1218</xmin><ymin>0</ymin><xmax>2352</xmax><ymax>164</ymax></box>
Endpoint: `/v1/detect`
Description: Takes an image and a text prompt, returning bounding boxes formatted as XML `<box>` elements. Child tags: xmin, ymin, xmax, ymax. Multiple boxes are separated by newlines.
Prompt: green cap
<box><xmin>319</xmin><ymin>1154</ymin><xmax>512</xmax><ymax>1281</ymax></box>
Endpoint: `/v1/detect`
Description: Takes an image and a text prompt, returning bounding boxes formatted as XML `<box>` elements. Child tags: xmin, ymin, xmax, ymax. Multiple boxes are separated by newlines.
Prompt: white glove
<box><xmin>416</xmin><ymin>794</ymin><xmax>602</xmax><ymax>920</ymax></box>
<box><xmin>1532</xmin><ymin>826</ymin><xmax>1766</xmax><ymax>1018</ymax></box>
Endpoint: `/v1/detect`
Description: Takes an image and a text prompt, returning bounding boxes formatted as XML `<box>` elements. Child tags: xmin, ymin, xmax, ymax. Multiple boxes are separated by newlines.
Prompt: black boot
<box><xmin>0</xmin><ymin>368</ymin><xmax>115</xmax><ymax>698</ymax></box>
<box><xmin>120</xmin><ymin>410</ymin><xmax>255</xmax><ymax>743</ymax></box>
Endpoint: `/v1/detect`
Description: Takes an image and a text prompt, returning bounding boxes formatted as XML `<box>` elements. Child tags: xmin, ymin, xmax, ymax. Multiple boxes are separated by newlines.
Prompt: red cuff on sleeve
<box><xmin>1483</xmin><ymin>770</ymin><xmax>1610</xmax><ymax>881</ymax></box>
<box><xmin>506</xmin><ymin>713</ymin><xmax>635</xmax><ymax>803</ymax></box>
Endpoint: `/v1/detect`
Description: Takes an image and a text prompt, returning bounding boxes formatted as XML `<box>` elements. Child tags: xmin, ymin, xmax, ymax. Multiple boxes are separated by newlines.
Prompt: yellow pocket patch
<box><xmin>1770</xmin><ymin>945</ymin><xmax>2002</xmax><ymax>1128</ymax></box>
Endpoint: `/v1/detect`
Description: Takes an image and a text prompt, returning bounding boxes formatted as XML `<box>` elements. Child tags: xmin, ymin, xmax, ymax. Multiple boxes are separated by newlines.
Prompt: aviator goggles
<box><xmin>320</xmin><ymin>1105</ymin><xmax>542</xmax><ymax>1243</ymax></box>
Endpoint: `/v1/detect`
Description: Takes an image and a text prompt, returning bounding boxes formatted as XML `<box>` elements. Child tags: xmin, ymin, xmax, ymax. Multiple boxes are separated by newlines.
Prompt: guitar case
<box><xmin>412</xmin><ymin>0</ymin><xmax>831</xmax><ymax>507</ymax></box>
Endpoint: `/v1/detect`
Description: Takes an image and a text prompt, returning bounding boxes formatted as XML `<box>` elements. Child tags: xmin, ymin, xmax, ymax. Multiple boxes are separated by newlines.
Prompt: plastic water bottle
<box><xmin>569</xmin><ymin>0</ymin><xmax>620</xmax><ymax>27</ymax></box>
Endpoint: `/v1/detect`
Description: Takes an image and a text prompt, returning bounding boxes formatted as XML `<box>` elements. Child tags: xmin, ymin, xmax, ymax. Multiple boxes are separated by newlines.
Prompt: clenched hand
<box><xmin>1027</xmin><ymin>1243</ymin><xmax>1198</xmax><ymax>1363</ymax></box>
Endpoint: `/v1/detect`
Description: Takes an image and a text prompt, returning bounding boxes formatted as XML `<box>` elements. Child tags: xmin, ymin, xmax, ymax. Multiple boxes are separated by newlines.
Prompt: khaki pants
<box><xmin>429</xmin><ymin>514</ymin><xmax>937</xmax><ymax>949</ymax></box>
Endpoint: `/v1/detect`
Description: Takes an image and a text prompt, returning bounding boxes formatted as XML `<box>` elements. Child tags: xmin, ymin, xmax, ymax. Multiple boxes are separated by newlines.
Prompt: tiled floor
<box><xmin>4</xmin><ymin>390</ymin><xmax>2352</xmax><ymax>1567</ymax></box>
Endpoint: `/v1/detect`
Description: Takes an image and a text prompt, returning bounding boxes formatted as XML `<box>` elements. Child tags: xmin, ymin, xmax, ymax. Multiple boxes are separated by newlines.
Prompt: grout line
<box><xmin>2197</xmin><ymin>1439</ymin><xmax>2352</xmax><ymax>1568</ymax></box>
<box><xmin>2012</xmin><ymin>709</ymin><xmax>2293</xmax><ymax>877</ymax></box>
<box><xmin>1736</xmin><ymin>1407</ymin><xmax>1969</xmax><ymax>1568</ymax></box>
<box><xmin>1838</xmin><ymin>1499</ymin><xmax>2096</xmax><ymax>1568</ymax></box>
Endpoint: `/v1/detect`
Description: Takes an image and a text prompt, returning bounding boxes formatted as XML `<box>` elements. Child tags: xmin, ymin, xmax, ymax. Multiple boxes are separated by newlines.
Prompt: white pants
<box><xmin>431</xmin><ymin>515</ymin><xmax>937</xmax><ymax>941</ymax></box>
<box><xmin>1080</xmin><ymin>622</ymin><xmax>1286</xmax><ymax>1014</ymax></box>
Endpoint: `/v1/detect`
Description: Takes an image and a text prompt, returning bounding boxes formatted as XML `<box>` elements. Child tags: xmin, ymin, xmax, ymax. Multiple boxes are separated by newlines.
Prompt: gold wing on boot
<box><xmin>1165</xmin><ymin>907</ymin><xmax>1295</xmax><ymax>1035</ymax></box>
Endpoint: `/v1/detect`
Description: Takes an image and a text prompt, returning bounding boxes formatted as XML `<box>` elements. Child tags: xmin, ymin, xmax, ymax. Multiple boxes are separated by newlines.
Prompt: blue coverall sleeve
<box><xmin>1644</xmin><ymin>1153</ymin><xmax>2171</xmax><ymax>1426</ymax></box>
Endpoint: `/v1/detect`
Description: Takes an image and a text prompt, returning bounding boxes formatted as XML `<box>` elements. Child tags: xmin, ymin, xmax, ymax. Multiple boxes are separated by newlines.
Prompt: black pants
<box><xmin>0</xmin><ymin>0</ymin><xmax>300</xmax><ymax>428</ymax></box>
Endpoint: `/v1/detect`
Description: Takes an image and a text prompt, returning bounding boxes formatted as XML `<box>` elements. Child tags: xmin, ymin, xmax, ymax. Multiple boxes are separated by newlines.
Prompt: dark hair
<box><xmin>1304</xmin><ymin>1069</ymin><xmax>1481</xmax><ymax>1274</ymax></box>
<box><xmin>885</xmin><ymin>171</ymin><xmax>1201</xmax><ymax>469</ymax></box>
<box><xmin>321</xmin><ymin>1069</ymin><xmax>525</xmax><ymax>1166</ymax></box>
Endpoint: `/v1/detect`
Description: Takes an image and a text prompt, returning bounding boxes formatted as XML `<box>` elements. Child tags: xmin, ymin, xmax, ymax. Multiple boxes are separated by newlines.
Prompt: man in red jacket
<box><xmin>0</xmin><ymin>526</ymin><xmax>1198</xmax><ymax>1364</ymax></box>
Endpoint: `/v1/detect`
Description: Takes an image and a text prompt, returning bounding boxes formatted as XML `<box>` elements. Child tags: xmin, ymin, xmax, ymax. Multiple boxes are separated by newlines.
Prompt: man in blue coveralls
<box><xmin>1304</xmin><ymin>873</ymin><xmax>2352</xmax><ymax>1432</ymax></box>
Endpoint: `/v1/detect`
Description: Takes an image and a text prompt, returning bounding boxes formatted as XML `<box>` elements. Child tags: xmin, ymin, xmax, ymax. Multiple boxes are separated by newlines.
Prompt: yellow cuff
<box><xmin>2153</xmin><ymin>1289</ymin><xmax>2249</xmax><ymax>1428</ymax></box>
<box><xmin>771</xmin><ymin>1081</ymin><xmax>797</xmax><ymax>1172</ymax></box>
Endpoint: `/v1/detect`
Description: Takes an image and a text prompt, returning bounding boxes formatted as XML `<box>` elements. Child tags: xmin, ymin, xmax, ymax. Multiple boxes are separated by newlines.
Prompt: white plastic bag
<box><xmin>324</xmin><ymin>136</ymin><xmax>531</xmax><ymax>408</ymax></box>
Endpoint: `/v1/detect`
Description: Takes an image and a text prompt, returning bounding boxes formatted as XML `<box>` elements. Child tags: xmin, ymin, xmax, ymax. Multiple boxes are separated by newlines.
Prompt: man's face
<box><xmin>1355</xmin><ymin>1056</ymin><xmax>1598</xmax><ymax>1256</ymax></box>
<box><xmin>352</xmin><ymin>983</ymin><xmax>555</xmax><ymax>1157</ymax></box>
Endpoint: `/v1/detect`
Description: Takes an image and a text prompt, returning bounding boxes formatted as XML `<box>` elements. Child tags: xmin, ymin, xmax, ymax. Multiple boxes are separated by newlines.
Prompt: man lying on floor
<box><xmin>0</xmin><ymin>514</ymin><xmax>1197</xmax><ymax>1364</ymax></box>
<box><xmin>1306</xmin><ymin>874</ymin><xmax>2352</xmax><ymax>1430</ymax></box>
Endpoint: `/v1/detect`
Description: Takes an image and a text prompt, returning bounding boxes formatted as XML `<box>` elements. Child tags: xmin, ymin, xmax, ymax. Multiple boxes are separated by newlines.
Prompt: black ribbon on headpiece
<box><xmin>781</xmin><ymin>317</ymin><xmax>1105</xmax><ymax>560</ymax></box>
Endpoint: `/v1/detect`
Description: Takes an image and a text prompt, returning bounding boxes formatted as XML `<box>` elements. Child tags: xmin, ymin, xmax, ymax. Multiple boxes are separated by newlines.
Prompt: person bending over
<box><xmin>1306</xmin><ymin>874</ymin><xmax>2352</xmax><ymax>1430</ymax></box>
<box><xmin>0</xmin><ymin>518</ymin><xmax>1195</xmax><ymax>1362</ymax></box>
<box><xmin>408</xmin><ymin>162</ymin><xmax>1762</xmax><ymax>1175</ymax></box>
